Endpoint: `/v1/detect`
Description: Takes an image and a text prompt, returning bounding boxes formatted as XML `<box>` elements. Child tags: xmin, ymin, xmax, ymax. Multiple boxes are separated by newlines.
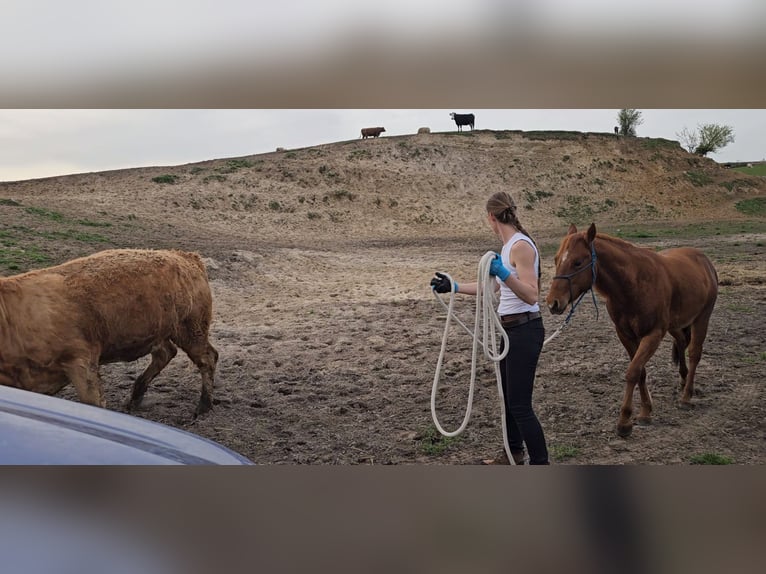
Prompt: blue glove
<box><xmin>489</xmin><ymin>253</ymin><xmax>511</xmax><ymax>281</ymax></box>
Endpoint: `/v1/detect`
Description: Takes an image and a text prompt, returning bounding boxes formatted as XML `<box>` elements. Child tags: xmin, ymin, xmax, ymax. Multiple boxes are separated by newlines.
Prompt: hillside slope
<box><xmin>0</xmin><ymin>129</ymin><xmax>764</xmax><ymax>264</ymax></box>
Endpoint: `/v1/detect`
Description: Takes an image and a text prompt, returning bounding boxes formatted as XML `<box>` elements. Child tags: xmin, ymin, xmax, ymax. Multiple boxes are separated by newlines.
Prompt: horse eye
<box><xmin>573</xmin><ymin>259</ymin><xmax>583</xmax><ymax>267</ymax></box>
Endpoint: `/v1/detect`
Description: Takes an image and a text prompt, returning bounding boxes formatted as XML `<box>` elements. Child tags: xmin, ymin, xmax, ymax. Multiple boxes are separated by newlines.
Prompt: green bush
<box><xmin>690</xmin><ymin>453</ymin><xmax>733</xmax><ymax>465</ymax></box>
<box><xmin>735</xmin><ymin>197</ymin><xmax>766</xmax><ymax>216</ymax></box>
<box><xmin>151</xmin><ymin>174</ymin><xmax>179</xmax><ymax>184</ymax></box>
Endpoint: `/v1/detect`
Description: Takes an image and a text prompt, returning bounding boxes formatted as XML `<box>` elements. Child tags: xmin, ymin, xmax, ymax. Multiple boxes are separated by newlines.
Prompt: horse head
<box><xmin>546</xmin><ymin>223</ymin><xmax>597</xmax><ymax>315</ymax></box>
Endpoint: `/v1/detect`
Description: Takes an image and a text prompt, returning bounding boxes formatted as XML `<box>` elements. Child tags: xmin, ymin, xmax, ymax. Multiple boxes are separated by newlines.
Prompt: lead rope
<box><xmin>430</xmin><ymin>251</ymin><xmax>516</xmax><ymax>463</ymax></box>
<box><xmin>430</xmin><ymin>251</ymin><xmax>595</xmax><ymax>465</ymax></box>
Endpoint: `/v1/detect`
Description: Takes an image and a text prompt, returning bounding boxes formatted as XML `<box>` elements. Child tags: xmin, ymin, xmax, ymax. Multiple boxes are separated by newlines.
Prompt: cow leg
<box><xmin>175</xmin><ymin>328</ymin><xmax>219</xmax><ymax>417</ymax></box>
<box><xmin>617</xmin><ymin>331</ymin><xmax>663</xmax><ymax>438</ymax></box>
<box><xmin>681</xmin><ymin>308</ymin><xmax>714</xmax><ymax>406</ymax></box>
<box><xmin>126</xmin><ymin>340</ymin><xmax>177</xmax><ymax>411</ymax></box>
<box><xmin>65</xmin><ymin>357</ymin><xmax>106</xmax><ymax>408</ymax></box>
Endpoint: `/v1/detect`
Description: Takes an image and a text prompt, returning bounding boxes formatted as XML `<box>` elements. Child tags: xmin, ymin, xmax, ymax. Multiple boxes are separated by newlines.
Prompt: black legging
<box><xmin>499</xmin><ymin>318</ymin><xmax>549</xmax><ymax>464</ymax></box>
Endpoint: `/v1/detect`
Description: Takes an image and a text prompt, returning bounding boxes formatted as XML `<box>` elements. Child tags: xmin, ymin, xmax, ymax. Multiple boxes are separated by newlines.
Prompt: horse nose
<box><xmin>548</xmin><ymin>299</ymin><xmax>563</xmax><ymax>315</ymax></box>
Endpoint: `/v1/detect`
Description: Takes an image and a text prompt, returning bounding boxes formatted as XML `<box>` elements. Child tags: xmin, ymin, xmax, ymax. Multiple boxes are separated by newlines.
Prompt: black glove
<box><xmin>430</xmin><ymin>272</ymin><xmax>454</xmax><ymax>294</ymax></box>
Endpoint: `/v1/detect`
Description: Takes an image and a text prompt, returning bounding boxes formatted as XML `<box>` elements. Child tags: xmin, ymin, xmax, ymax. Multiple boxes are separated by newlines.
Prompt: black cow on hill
<box><xmin>450</xmin><ymin>112</ymin><xmax>475</xmax><ymax>132</ymax></box>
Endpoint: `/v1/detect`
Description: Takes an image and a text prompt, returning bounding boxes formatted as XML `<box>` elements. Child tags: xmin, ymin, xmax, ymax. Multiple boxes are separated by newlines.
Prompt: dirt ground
<box><xmin>47</xmin><ymin>227</ymin><xmax>763</xmax><ymax>466</ymax></box>
<box><xmin>1</xmin><ymin>130</ymin><xmax>764</xmax><ymax>464</ymax></box>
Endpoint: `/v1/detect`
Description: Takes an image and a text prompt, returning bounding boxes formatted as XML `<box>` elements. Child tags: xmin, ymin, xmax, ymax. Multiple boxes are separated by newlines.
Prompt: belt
<box><xmin>500</xmin><ymin>311</ymin><xmax>541</xmax><ymax>328</ymax></box>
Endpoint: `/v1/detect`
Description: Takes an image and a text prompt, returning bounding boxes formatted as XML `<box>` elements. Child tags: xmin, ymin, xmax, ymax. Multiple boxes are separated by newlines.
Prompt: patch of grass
<box><xmin>215</xmin><ymin>159</ymin><xmax>254</xmax><ymax>174</ymax></box>
<box><xmin>226</xmin><ymin>159</ymin><xmax>253</xmax><ymax>170</ymax></box>
<box><xmin>39</xmin><ymin>230</ymin><xmax>109</xmax><ymax>244</ymax></box>
<box><xmin>610</xmin><ymin>220</ymin><xmax>766</xmax><ymax>240</ymax></box>
<box><xmin>685</xmin><ymin>171</ymin><xmax>714</xmax><ymax>187</ymax></box>
<box><xmin>690</xmin><ymin>453</ymin><xmax>733</xmax><ymax>465</ymax></box>
<box><xmin>724</xmin><ymin>303</ymin><xmax>753</xmax><ymax>312</ymax></box>
<box><xmin>550</xmin><ymin>444</ymin><xmax>580</xmax><ymax>461</ymax></box>
<box><xmin>268</xmin><ymin>201</ymin><xmax>282</xmax><ymax>211</ymax></box>
<box><xmin>720</xmin><ymin>178</ymin><xmax>758</xmax><ymax>192</ymax></box>
<box><xmin>331</xmin><ymin>189</ymin><xmax>355</xmax><ymax>201</ymax></box>
<box><xmin>24</xmin><ymin>206</ymin><xmax>65</xmax><ymax>221</ymax></box>
<box><xmin>0</xmin><ymin>245</ymin><xmax>52</xmax><ymax>271</ymax></box>
<box><xmin>555</xmin><ymin>196</ymin><xmax>615</xmax><ymax>224</ymax></box>
<box><xmin>151</xmin><ymin>174</ymin><xmax>180</xmax><ymax>184</ymax></box>
<box><xmin>523</xmin><ymin>189</ymin><xmax>555</xmax><ymax>208</ymax></box>
<box><xmin>347</xmin><ymin>149</ymin><xmax>372</xmax><ymax>161</ymax></box>
<box><xmin>75</xmin><ymin>219</ymin><xmax>112</xmax><ymax>227</ymax></box>
<box><xmin>642</xmin><ymin>138</ymin><xmax>680</xmax><ymax>150</ymax></box>
<box><xmin>318</xmin><ymin>165</ymin><xmax>340</xmax><ymax>180</ymax></box>
<box><xmin>735</xmin><ymin>197</ymin><xmax>766</xmax><ymax>217</ymax></box>
<box><xmin>203</xmin><ymin>174</ymin><xmax>227</xmax><ymax>183</ymax></box>
<box><xmin>742</xmin><ymin>352</ymin><xmax>766</xmax><ymax>364</ymax></box>
<box><xmin>307</xmin><ymin>212</ymin><xmax>321</xmax><ymax>220</ymax></box>
<box><xmin>0</xmin><ymin>198</ymin><xmax>22</xmax><ymax>206</ymax></box>
<box><xmin>417</xmin><ymin>426</ymin><xmax>461</xmax><ymax>456</ymax></box>
<box><xmin>523</xmin><ymin>130</ymin><xmax>582</xmax><ymax>141</ymax></box>
<box><xmin>189</xmin><ymin>166</ymin><xmax>206</xmax><ymax>175</ymax></box>
<box><xmin>732</xmin><ymin>164</ymin><xmax>766</xmax><ymax>176</ymax></box>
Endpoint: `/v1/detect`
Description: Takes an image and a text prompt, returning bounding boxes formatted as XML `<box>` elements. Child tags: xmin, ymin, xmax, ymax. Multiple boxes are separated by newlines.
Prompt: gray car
<box><xmin>0</xmin><ymin>385</ymin><xmax>253</xmax><ymax>465</ymax></box>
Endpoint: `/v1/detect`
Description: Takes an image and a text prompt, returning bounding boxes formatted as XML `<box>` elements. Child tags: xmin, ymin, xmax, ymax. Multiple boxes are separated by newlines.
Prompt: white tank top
<box><xmin>496</xmin><ymin>232</ymin><xmax>540</xmax><ymax>316</ymax></box>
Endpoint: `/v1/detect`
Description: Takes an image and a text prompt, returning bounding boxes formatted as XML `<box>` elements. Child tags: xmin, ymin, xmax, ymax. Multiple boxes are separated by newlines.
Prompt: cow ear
<box><xmin>587</xmin><ymin>223</ymin><xmax>597</xmax><ymax>244</ymax></box>
<box><xmin>567</xmin><ymin>224</ymin><xmax>578</xmax><ymax>235</ymax></box>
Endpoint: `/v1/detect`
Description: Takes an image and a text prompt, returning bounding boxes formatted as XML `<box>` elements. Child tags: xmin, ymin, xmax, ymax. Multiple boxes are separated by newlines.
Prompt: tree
<box><xmin>617</xmin><ymin>109</ymin><xmax>643</xmax><ymax>136</ymax></box>
<box><xmin>676</xmin><ymin>126</ymin><xmax>699</xmax><ymax>154</ymax></box>
<box><xmin>695</xmin><ymin>123</ymin><xmax>735</xmax><ymax>156</ymax></box>
<box><xmin>676</xmin><ymin>123</ymin><xmax>735</xmax><ymax>156</ymax></box>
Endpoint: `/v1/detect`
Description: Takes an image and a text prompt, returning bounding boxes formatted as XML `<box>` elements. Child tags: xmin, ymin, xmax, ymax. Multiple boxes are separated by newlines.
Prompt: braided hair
<box><xmin>486</xmin><ymin>191</ymin><xmax>542</xmax><ymax>289</ymax></box>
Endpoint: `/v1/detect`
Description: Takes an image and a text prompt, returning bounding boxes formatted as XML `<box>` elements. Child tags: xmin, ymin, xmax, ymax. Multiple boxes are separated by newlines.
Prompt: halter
<box><xmin>552</xmin><ymin>242</ymin><xmax>599</xmax><ymax>323</ymax></box>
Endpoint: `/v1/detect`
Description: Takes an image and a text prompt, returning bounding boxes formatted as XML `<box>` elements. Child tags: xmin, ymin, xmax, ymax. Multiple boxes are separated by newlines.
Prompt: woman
<box><xmin>430</xmin><ymin>191</ymin><xmax>549</xmax><ymax>465</ymax></box>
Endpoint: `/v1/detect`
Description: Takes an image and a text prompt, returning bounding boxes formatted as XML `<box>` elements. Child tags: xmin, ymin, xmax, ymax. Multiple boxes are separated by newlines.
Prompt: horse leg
<box><xmin>126</xmin><ymin>340</ymin><xmax>177</xmax><ymax>411</ymax></box>
<box><xmin>617</xmin><ymin>332</ymin><xmax>663</xmax><ymax>438</ymax></box>
<box><xmin>681</xmin><ymin>309</ymin><xmax>714</xmax><ymax>406</ymax></box>
<box><xmin>635</xmin><ymin>367</ymin><xmax>652</xmax><ymax>425</ymax></box>
<box><xmin>615</xmin><ymin>329</ymin><xmax>652</xmax><ymax>424</ymax></box>
<box><xmin>669</xmin><ymin>327</ymin><xmax>691</xmax><ymax>389</ymax></box>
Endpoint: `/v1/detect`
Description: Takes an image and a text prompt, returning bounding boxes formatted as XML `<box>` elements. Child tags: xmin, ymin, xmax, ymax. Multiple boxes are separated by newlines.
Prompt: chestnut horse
<box><xmin>546</xmin><ymin>224</ymin><xmax>718</xmax><ymax>437</ymax></box>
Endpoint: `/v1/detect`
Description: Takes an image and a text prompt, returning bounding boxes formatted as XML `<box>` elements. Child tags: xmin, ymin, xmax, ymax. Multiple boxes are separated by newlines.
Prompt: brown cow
<box><xmin>0</xmin><ymin>249</ymin><xmax>219</xmax><ymax>416</ymax></box>
<box><xmin>360</xmin><ymin>127</ymin><xmax>386</xmax><ymax>139</ymax></box>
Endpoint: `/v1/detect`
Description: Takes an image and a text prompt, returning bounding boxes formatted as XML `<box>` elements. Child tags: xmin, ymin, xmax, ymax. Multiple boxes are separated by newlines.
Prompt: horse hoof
<box><xmin>616</xmin><ymin>424</ymin><xmax>633</xmax><ymax>438</ymax></box>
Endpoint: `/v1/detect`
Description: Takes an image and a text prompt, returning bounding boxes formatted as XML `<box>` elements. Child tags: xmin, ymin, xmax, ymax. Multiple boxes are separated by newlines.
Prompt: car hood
<box><xmin>0</xmin><ymin>386</ymin><xmax>253</xmax><ymax>465</ymax></box>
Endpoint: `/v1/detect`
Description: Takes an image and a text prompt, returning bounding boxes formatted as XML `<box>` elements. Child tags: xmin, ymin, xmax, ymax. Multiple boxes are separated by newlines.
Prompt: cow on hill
<box><xmin>361</xmin><ymin>127</ymin><xmax>386</xmax><ymax>139</ymax></box>
<box><xmin>450</xmin><ymin>112</ymin><xmax>475</xmax><ymax>131</ymax></box>
<box><xmin>0</xmin><ymin>249</ymin><xmax>219</xmax><ymax>417</ymax></box>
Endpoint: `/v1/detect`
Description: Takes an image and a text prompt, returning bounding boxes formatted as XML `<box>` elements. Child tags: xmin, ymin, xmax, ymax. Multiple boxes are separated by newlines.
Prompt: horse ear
<box><xmin>567</xmin><ymin>224</ymin><xmax>578</xmax><ymax>235</ymax></box>
<box><xmin>587</xmin><ymin>223</ymin><xmax>597</xmax><ymax>244</ymax></box>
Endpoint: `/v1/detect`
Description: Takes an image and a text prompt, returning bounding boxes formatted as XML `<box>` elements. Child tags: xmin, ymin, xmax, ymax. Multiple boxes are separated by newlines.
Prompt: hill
<box><xmin>1</xmin><ymin>130</ymin><xmax>764</xmax><ymax>270</ymax></box>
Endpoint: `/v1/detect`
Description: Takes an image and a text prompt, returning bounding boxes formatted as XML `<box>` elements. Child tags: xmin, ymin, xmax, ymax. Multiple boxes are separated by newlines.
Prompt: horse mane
<box><xmin>594</xmin><ymin>232</ymin><xmax>654</xmax><ymax>254</ymax></box>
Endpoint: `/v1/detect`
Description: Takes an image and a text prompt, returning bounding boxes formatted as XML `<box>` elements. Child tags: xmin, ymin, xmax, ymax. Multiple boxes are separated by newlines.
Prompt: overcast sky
<box><xmin>0</xmin><ymin>109</ymin><xmax>763</xmax><ymax>182</ymax></box>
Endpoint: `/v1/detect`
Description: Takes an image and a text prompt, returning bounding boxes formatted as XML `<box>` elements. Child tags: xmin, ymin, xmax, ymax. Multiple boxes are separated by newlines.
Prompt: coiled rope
<box><xmin>430</xmin><ymin>251</ymin><xmax>586</xmax><ymax>464</ymax></box>
<box><xmin>430</xmin><ymin>251</ymin><xmax>516</xmax><ymax>461</ymax></box>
